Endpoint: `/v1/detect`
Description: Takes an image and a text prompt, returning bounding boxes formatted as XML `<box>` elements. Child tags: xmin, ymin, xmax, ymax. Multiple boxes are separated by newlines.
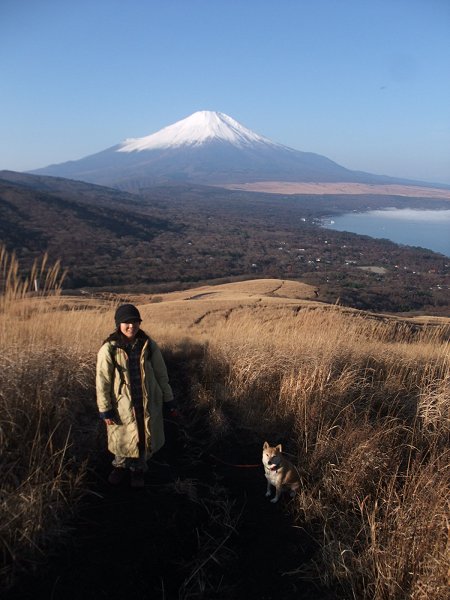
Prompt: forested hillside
<box><xmin>0</xmin><ymin>171</ymin><xmax>448</xmax><ymax>313</ymax></box>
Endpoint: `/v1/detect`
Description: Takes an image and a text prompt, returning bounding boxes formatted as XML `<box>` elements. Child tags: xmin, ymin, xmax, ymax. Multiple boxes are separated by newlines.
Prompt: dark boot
<box><xmin>130</xmin><ymin>470</ymin><xmax>145</xmax><ymax>489</ymax></box>
<box><xmin>108</xmin><ymin>467</ymin><xmax>126</xmax><ymax>485</ymax></box>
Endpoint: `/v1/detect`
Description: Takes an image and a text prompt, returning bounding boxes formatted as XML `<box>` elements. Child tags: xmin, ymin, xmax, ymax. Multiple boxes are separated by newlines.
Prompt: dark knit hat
<box><xmin>114</xmin><ymin>304</ymin><xmax>142</xmax><ymax>327</ymax></box>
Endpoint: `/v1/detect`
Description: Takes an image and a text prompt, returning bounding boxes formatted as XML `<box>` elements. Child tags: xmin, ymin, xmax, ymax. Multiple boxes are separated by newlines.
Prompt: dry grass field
<box><xmin>1</xmin><ymin>249</ymin><xmax>449</xmax><ymax>598</ymax></box>
<box><xmin>223</xmin><ymin>181</ymin><xmax>450</xmax><ymax>200</ymax></box>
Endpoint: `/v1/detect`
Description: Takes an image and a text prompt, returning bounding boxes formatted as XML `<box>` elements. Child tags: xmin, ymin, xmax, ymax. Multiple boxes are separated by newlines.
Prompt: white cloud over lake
<box><xmin>369</xmin><ymin>209</ymin><xmax>450</xmax><ymax>222</ymax></box>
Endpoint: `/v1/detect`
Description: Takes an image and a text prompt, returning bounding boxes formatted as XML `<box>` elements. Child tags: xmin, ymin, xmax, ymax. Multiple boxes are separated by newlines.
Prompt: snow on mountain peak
<box><xmin>117</xmin><ymin>111</ymin><xmax>280</xmax><ymax>153</ymax></box>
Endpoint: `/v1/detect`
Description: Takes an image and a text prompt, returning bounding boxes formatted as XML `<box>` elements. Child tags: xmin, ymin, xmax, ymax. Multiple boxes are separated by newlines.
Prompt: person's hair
<box><xmin>103</xmin><ymin>328</ymin><xmax>149</xmax><ymax>347</ymax></box>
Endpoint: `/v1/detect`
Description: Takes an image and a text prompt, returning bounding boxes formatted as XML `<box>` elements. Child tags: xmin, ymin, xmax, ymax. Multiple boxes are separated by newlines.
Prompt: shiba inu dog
<box><xmin>262</xmin><ymin>441</ymin><xmax>300</xmax><ymax>503</ymax></box>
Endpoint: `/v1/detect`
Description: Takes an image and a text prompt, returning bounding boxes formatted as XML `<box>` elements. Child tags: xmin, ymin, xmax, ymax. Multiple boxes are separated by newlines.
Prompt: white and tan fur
<box><xmin>262</xmin><ymin>441</ymin><xmax>300</xmax><ymax>503</ymax></box>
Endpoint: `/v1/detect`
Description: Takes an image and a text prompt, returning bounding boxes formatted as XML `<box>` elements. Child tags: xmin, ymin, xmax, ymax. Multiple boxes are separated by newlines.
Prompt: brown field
<box><xmin>1</xmin><ymin>249</ymin><xmax>449</xmax><ymax>598</ymax></box>
<box><xmin>222</xmin><ymin>181</ymin><xmax>450</xmax><ymax>200</ymax></box>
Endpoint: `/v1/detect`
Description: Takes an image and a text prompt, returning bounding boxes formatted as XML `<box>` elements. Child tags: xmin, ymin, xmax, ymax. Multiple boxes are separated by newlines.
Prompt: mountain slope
<box><xmin>31</xmin><ymin>111</ymin><xmax>412</xmax><ymax>189</ymax></box>
<box><xmin>117</xmin><ymin>110</ymin><xmax>278</xmax><ymax>150</ymax></box>
<box><xmin>1</xmin><ymin>170</ymin><xmax>449</xmax><ymax>314</ymax></box>
<box><xmin>0</xmin><ymin>171</ymin><xmax>180</xmax><ymax>287</ymax></box>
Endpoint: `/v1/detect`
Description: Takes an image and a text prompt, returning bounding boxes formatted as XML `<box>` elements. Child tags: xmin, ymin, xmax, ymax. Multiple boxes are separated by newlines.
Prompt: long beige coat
<box><xmin>96</xmin><ymin>333</ymin><xmax>173</xmax><ymax>459</ymax></box>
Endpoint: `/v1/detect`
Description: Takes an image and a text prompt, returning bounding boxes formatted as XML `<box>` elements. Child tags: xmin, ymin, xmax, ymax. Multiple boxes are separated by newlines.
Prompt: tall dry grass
<box><xmin>186</xmin><ymin>306</ymin><xmax>449</xmax><ymax>599</ymax></box>
<box><xmin>1</xmin><ymin>248</ymin><xmax>448</xmax><ymax>598</ymax></box>
<box><xmin>0</xmin><ymin>248</ymin><xmax>115</xmax><ymax>589</ymax></box>
<box><xmin>0</xmin><ymin>246</ymin><xmax>65</xmax><ymax>311</ymax></box>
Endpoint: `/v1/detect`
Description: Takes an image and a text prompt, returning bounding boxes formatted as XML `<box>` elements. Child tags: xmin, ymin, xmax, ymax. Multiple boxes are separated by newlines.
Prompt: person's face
<box><xmin>119</xmin><ymin>320</ymin><xmax>141</xmax><ymax>340</ymax></box>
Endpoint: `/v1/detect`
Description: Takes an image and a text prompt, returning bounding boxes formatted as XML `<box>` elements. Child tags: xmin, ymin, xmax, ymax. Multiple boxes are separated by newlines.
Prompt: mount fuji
<box><xmin>31</xmin><ymin>111</ymin><xmax>416</xmax><ymax>190</ymax></box>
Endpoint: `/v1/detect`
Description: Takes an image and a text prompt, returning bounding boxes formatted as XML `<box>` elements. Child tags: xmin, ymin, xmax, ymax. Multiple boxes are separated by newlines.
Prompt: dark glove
<box><xmin>99</xmin><ymin>409</ymin><xmax>115</xmax><ymax>420</ymax></box>
<box><xmin>164</xmin><ymin>400</ymin><xmax>180</xmax><ymax>418</ymax></box>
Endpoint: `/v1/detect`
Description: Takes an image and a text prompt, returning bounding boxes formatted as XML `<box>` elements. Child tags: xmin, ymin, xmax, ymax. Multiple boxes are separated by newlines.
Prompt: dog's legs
<box><xmin>271</xmin><ymin>486</ymin><xmax>281</xmax><ymax>503</ymax></box>
<box><xmin>265</xmin><ymin>479</ymin><xmax>272</xmax><ymax>498</ymax></box>
<box><xmin>289</xmin><ymin>483</ymin><xmax>300</xmax><ymax>498</ymax></box>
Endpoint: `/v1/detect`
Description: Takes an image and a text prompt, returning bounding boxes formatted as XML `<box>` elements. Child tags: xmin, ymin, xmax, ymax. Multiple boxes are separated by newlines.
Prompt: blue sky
<box><xmin>1</xmin><ymin>0</ymin><xmax>449</xmax><ymax>183</ymax></box>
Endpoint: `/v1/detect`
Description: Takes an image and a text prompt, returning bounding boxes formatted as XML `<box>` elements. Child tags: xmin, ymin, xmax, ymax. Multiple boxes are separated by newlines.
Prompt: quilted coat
<box><xmin>96</xmin><ymin>331</ymin><xmax>173</xmax><ymax>459</ymax></box>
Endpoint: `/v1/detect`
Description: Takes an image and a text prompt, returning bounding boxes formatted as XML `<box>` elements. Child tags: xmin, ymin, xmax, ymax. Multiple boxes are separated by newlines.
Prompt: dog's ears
<box><xmin>275</xmin><ymin>444</ymin><xmax>282</xmax><ymax>452</ymax></box>
<box><xmin>263</xmin><ymin>441</ymin><xmax>269</xmax><ymax>449</ymax></box>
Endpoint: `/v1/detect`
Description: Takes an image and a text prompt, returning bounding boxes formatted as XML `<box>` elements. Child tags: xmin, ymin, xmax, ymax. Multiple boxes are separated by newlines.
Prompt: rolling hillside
<box><xmin>2</xmin><ymin>276</ymin><xmax>448</xmax><ymax>599</ymax></box>
<box><xmin>0</xmin><ymin>171</ymin><xmax>449</xmax><ymax>313</ymax></box>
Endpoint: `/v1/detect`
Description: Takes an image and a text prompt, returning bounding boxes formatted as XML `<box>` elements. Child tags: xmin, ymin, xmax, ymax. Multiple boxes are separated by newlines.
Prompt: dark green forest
<box><xmin>0</xmin><ymin>171</ymin><xmax>448</xmax><ymax>313</ymax></box>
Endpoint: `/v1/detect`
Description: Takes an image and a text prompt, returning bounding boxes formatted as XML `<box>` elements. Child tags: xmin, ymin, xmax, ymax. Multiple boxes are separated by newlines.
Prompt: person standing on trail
<box><xmin>96</xmin><ymin>303</ymin><xmax>178</xmax><ymax>488</ymax></box>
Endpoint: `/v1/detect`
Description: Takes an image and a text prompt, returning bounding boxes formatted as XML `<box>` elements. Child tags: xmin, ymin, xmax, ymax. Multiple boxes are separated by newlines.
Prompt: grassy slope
<box><xmin>1</xmin><ymin>275</ymin><xmax>449</xmax><ymax>598</ymax></box>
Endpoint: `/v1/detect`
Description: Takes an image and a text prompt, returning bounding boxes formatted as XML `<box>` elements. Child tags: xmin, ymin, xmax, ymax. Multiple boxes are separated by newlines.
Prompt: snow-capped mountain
<box><xmin>117</xmin><ymin>111</ymin><xmax>280</xmax><ymax>152</ymax></box>
<box><xmin>31</xmin><ymin>111</ymin><xmax>406</xmax><ymax>189</ymax></box>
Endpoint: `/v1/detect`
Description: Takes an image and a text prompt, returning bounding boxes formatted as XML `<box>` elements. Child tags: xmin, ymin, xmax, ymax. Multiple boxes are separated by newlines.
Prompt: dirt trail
<box><xmin>5</xmin><ymin>358</ymin><xmax>338</xmax><ymax>600</ymax></box>
<box><xmin>6</xmin><ymin>429</ymin><xmax>337</xmax><ymax>599</ymax></box>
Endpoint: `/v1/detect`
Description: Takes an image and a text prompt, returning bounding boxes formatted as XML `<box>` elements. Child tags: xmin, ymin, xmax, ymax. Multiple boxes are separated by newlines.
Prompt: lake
<box><xmin>322</xmin><ymin>209</ymin><xmax>450</xmax><ymax>257</ymax></box>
